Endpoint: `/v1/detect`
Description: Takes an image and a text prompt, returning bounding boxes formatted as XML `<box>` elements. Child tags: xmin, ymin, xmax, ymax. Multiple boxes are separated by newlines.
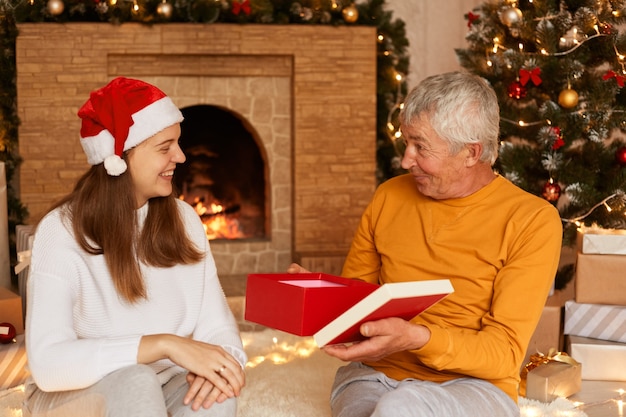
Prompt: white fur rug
<box><xmin>0</xmin><ymin>328</ymin><xmax>587</xmax><ymax>417</ymax></box>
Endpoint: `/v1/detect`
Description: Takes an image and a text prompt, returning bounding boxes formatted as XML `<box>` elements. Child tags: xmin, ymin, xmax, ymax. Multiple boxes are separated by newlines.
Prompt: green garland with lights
<box><xmin>0</xmin><ymin>0</ymin><xmax>409</xmax><ymax>284</ymax></box>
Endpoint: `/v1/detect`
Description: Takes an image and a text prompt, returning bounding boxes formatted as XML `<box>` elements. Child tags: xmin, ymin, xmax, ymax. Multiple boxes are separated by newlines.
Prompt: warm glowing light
<box><xmin>243</xmin><ymin>333</ymin><xmax>319</xmax><ymax>369</ymax></box>
<box><xmin>540</xmin><ymin>48</ymin><xmax>548</xmax><ymax>55</ymax></box>
<box><xmin>604</xmin><ymin>201</ymin><xmax>613</xmax><ymax>212</ymax></box>
<box><xmin>518</xmin><ymin>120</ymin><xmax>526</xmax><ymax>126</ymax></box>
<box><xmin>395</xmin><ymin>73</ymin><xmax>402</xmax><ymax>81</ymax></box>
<box><xmin>181</xmin><ymin>197</ymin><xmax>246</xmax><ymax>240</ymax></box>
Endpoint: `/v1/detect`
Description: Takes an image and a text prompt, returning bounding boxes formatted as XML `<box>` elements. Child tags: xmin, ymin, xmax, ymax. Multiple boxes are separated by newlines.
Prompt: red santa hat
<box><xmin>78</xmin><ymin>77</ymin><xmax>184</xmax><ymax>176</ymax></box>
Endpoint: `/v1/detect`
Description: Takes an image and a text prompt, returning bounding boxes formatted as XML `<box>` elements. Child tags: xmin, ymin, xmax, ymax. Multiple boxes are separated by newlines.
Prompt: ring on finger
<box><xmin>216</xmin><ymin>365</ymin><xmax>226</xmax><ymax>374</ymax></box>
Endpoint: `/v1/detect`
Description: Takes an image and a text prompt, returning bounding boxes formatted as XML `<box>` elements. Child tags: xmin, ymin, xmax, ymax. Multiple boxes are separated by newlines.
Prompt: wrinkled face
<box><xmin>127</xmin><ymin>123</ymin><xmax>185</xmax><ymax>208</ymax></box>
<box><xmin>400</xmin><ymin>113</ymin><xmax>469</xmax><ymax>200</ymax></box>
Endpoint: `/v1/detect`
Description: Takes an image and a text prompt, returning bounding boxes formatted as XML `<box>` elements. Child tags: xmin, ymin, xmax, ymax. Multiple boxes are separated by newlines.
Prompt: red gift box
<box><xmin>244</xmin><ymin>273</ymin><xmax>378</xmax><ymax>336</ymax></box>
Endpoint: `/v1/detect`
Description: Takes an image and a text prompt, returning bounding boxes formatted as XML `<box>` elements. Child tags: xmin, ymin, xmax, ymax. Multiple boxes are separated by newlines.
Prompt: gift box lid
<box><xmin>577</xmin><ymin>225</ymin><xmax>626</xmax><ymax>255</ymax></box>
<box><xmin>244</xmin><ymin>273</ymin><xmax>378</xmax><ymax>336</ymax></box>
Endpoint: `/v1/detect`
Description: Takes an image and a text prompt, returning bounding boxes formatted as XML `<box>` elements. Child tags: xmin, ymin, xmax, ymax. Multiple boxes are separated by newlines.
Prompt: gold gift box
<box><xmin>525</xmin><ymin>359</ymin><xmax>582</xmax><ymax>403</ymax></box>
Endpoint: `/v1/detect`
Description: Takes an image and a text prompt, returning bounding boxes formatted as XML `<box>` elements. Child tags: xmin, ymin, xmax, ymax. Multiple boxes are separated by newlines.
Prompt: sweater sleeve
<box><xmin>414</xmin><ymin>204</ymin><xmax>562</xmax><ymax>380</ymax></box>
<box><xmin>25</xmin><ymin>212</ymin><xmax>141</xmax><ymax>392</ymax></box>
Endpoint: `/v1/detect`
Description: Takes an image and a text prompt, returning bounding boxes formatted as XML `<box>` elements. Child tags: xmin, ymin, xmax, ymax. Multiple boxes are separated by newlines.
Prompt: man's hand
<box><xmin>322</xmin><ymin>317</ymin><xmax>431</xmax><ymax>362</ymax></box>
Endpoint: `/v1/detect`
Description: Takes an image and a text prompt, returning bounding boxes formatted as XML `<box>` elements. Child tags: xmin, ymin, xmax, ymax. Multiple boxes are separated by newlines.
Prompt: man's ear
<box><xmin>465</xmin><ymin>143</ymin><xmax>483</xmax><ymax>167</ymax></box>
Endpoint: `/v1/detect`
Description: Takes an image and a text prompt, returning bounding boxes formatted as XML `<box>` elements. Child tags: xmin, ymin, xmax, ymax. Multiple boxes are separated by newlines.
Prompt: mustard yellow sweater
<box><xmin>341</xmin><ymin>173</ymin><xmax>562</xmax><ymax>402</ymax></box>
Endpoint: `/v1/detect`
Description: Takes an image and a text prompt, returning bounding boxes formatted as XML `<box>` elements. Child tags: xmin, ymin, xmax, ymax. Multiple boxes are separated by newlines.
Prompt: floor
<box><xmin>570</xmin><ymin>381</ymin><xmax>626</xmax><ymax>417</ymax></box>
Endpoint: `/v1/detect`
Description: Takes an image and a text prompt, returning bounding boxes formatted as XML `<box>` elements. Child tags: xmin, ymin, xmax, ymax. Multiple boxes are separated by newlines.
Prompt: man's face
<box><xmin>400</xmin><ymin>113</ymin><xmax>470</xmax><ymax>200</ymax></box>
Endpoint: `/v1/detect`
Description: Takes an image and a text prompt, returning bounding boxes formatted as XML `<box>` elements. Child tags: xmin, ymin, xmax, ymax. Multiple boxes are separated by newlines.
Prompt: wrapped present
<box><xmin>520</xmin><ymin>349</ymin><xmax>582</xmax><ymax>402</ymax></box>
<box><xmin>0</xmin><ymin>287</ymin><xmax>23</xmax><ymax>335</ymax></box>
<box><xmin>575</xmin><ymin>252</ymin><xmax>626</xmax><ymax>306</ymax></box>
<box><xmin>564</xmin><ymin>300</ymin><xmax>626</xmax><ymax>343</ymax></box>
<box><xmin>0</xmin><ymin>334</ymin><xmax>29</xmax><ymax>390</ymax></box>
<box><xmin>567</xmin><ymin>335</ymin><xmax>626</xmax><ymax>381</ymax></box>
<box><xmin>577</xmin><ymin>225</ymin><xmax>626</xmax><ymax>255</ymax></box>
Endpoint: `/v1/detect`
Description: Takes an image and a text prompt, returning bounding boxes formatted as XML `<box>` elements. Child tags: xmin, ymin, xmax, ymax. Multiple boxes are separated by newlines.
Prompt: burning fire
<box><xmin>182</xmin><ymin>196</ymin><xmax>246</xmax><ymax>240</ymax></box>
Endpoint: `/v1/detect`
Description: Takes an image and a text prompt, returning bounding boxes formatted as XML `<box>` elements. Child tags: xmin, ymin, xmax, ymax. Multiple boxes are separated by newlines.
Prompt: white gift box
<box><xmin>567</xmin><ymin>335</ymin><xmax>626</xmax><ymax>381</ymax></box>
<box><xmin>577</xmin><ymin>226</ymin><xmax>626</xmax><ymax>255</ymax></box>
<box><xmin>564</xmin><ymin>300</ymin><xmax>626</xmax><ymax>344</ymax></box>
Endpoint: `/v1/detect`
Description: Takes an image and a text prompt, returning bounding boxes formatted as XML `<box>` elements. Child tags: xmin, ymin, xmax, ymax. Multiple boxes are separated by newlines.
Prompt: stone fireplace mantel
<box><xmin>16</xmin><ymin>23</ymin><xmax>377</xmax><ymax>275</ymax></box>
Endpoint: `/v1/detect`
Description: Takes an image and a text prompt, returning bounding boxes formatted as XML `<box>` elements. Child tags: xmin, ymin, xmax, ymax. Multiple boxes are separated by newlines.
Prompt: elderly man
<box><xmin>290</xmin><ymin>71</ymin><xmax>562</xmax><ymax>417</ymax></box>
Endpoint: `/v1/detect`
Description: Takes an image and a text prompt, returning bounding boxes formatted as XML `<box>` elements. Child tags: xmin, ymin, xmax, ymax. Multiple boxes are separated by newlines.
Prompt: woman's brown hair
<box><xmin>50</xmin><ymin>162</ymin><xmax>203</xmax><ymax>303</ymax></box>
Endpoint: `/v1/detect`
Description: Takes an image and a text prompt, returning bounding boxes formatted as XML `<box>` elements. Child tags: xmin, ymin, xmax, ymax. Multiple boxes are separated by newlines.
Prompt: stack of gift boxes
<box><xmin>0</xmin><ymin>225</ymin><xmax>34</xmax><ymax>391</ymax></box>
<box><xmin>522</xmin><ymin>226</ymin><xmax>626</xmax><ymax>402</ymax></box>
<box><xmin>563</xmin><ymin>226</ymin><xmax>626</xmax><ymax>382</ymax></box>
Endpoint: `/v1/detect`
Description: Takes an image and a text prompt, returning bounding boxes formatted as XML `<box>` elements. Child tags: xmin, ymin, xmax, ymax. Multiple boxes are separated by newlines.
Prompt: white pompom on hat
<box><xmin>78</xmin><ymin>77</ymin><xmax>184</xmax><ymax>176</ymax></box>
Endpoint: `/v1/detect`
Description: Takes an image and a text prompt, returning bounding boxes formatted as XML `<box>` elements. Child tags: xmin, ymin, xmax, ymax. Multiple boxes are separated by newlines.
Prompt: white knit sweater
<box><xmin>25</xmin><ymin>199</ymin><xmax>246</xmax><ymax>392</ymax></box>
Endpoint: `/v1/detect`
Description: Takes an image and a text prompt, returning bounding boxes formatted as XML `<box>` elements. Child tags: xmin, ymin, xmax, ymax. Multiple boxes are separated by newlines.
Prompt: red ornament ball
<box><xmin>542</xmin><ymin>181</ymin><xmax>561</xmax><ymax>202</ymax></box>
<box><xmin>0</xmin><ymin>322</ymin><xmax>16</xmax><ymax>344</ymax></box>
<box><xmin>616</xmin><ymin>147</ymin><xmax>626</xmax><ymax>166</ymax></box>
<box><xmin>508</xmin><ymin>81</ymin><xmax>527</xmax><ymax>100</ymax></box>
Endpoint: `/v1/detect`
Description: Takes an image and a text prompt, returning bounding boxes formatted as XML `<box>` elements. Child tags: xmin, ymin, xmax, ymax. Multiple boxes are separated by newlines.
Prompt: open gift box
<box><xmin>244</xmin><ymin>273</ymin><xmax>377</xmax><ymax>336</ymax></box>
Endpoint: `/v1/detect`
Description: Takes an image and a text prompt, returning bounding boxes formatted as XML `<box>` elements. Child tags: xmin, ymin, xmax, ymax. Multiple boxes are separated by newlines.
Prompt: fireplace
<box><xmin>16</xmin><ymin>23</ymin><xmax>377</xmax><ymax>277</ymax></box>
<box><xmin>176</xmin><ymin>104</ymin><xmax>268</xmax><ymax>241</ymax></box>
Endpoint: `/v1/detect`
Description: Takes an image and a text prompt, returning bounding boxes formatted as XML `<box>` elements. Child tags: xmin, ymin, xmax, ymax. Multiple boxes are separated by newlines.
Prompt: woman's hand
<box><xmin>287</xmin><ymin>263</ymin><xmax>310</xmax><ymax>274</ymax></box>
<box><xmin>184</xmin><ymin>372</ymin><xmax>233</xmax><ymax>411</ymax></box>
<box><xmin>138</xmin><ymin>334</ymin><xmax>245</xmax><ymax>409</ymax></box>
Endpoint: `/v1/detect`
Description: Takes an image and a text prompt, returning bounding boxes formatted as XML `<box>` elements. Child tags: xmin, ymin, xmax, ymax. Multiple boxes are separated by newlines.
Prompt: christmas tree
<box><xmin>456</xmin><ymin>0</ymin><xmax>626</xmax><ymax>259</ymax></box>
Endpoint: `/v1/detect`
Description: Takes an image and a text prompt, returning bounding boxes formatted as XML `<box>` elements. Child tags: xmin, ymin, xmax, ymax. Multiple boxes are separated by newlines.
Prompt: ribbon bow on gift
<box><xmin>14</xmin><ymin>250</ymin><xmax>31</xmax><ymax>275</ymax></box>
<box><xmin>519</xmin><ymin>349</ymin><xmax>580</xmax><ymax>397</ymax></box>
<box><xmin>603</xmin><ymin>70</ymin><xmax>626</xmax><ymax>87</ymax></box>
<box><xmin>519</xmin><ymin>67</ymin><xmax>542</xmax><ymax>86</ymax></box>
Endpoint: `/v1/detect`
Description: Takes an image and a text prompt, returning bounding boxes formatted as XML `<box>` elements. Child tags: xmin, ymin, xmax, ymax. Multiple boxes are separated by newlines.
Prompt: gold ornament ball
<box><xmin>558</xmin><ymin>88</ymin><xmax>579</xmax><ymax>109</ymax></box>
<box><xmin>500</xmin><ymin>6</ymin><xmax>522</xmax><ymax>27</ymax></box>
<box><xmin>157</xmin><ymin>1</ymin><xmax>173</xmax><ymax>18</ymax></box>
<box><xmin>342</xmin><ymin>4</ymin><xmax>358</xmax><ymax>23</ymax></box>
<box><xmin>47</xmin><ymin>0</ymin><xmax>64</xmax><ymax>15</ymax></box>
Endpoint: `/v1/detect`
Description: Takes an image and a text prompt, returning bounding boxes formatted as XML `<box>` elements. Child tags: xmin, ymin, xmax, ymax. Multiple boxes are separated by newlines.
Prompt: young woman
<box><xmin>24</xmin><ymin>77</ymin><xmax>246</xmax><ymax>417</ymax></box>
